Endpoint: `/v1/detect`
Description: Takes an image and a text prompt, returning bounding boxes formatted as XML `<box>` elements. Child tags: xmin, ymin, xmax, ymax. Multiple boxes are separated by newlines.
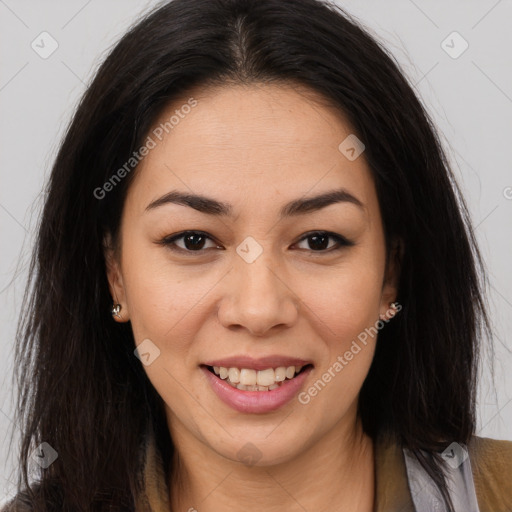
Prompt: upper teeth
<box><xmin>213</xmin><ymin>365</ymin><xmax>302</xmax><ymax>386</ymax></box>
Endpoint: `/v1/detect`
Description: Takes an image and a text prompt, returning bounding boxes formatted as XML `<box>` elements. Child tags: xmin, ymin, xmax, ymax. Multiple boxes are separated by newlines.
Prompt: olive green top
<box><xmin>136</xmin><ymin>427</ymin><xmax>512</xmax><ymax>512</ymax></box>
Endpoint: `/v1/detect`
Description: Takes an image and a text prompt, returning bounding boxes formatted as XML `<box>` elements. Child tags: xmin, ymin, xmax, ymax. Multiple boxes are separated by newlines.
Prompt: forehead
<box><xmin>128</xmin><ymin>82</ymin><xmax>376</xmax><ymax>220</ymax></box>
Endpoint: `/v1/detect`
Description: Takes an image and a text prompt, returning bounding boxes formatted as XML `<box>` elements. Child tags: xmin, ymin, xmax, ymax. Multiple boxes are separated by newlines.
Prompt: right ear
<box><xmin>103</xmin><ymin>232</ymin><xmax>130</xmax><ymax>322</ymax></box>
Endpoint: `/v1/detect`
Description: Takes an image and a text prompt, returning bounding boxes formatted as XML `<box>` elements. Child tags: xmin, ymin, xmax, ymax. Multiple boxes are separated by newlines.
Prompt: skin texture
<box><xmin>105</xmin><ymin>82</ymin><xmax>399</xmax><ymax>512</ymax></box>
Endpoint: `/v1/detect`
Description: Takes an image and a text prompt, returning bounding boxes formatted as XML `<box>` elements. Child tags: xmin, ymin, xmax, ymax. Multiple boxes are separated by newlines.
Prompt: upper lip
<box><xmin>202</xmin><ymin>355</ymin><xmax>313</xmax><ymax>371</ymax></box>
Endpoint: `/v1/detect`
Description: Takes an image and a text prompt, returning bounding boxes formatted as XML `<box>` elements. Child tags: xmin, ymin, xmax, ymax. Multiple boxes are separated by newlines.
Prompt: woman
<box><xmin>3</xmin><ymin>0</ymin><xmax>511</xmax><ymax>510</ymax></box>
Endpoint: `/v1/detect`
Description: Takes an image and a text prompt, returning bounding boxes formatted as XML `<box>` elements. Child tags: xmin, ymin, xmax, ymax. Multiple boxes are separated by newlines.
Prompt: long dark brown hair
<box><xmin>5</xmin><ymin>0</ymin><xmax>492</xmax><ymax>510</ymax></box>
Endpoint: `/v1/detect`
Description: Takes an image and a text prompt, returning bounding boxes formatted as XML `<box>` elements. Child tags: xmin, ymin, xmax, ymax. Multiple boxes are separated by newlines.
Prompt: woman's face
<box><xmin>106</xmin><ymin>83</ymin><xmax>398</xmax><ymax>465</ymax></box>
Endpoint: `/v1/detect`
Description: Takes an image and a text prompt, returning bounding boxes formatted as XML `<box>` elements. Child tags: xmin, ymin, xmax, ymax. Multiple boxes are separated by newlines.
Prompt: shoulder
<box><xmin>468</xmin><ymin>435</ymin><xmax>512</xmax><ymax>472</ymax></box>
<box><xmin>468</xmin><ymin>435</ymin><xmax>512</xmax><ymax>510</ymax></box>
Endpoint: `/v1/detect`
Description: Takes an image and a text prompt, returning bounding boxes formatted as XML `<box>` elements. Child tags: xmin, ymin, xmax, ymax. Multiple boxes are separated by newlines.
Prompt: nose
<box><xmin>216</xmin><ymin>251</ymin><xmax>300</xmax><ymax>337</ymax></box>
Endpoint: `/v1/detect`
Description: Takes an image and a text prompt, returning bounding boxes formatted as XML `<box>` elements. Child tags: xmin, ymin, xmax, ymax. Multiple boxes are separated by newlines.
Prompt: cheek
<box><xmin>307</xmin><ymin>251</ymin><xmax>384</xmax><ymax>341</ymax></box>
<box><xmin>299</xmin><ymin>249</ymin><xmax>383</xmax><ymax>393</ymax></box>
<box><xmin>120</xmin><ymin>235</ymin><xmax>227</xmax><ymax>366</ymax></box>
<box><xmin>120</xmin><ymin>243</ymin><xmax>212</xmax><ymax>420</ymax></box>
<box><xmin>124</xmin><ymin>270</ymin><xmax>210</xmax><ymax>354</ymax></box>
<box><xmin>297</xmin><ymin>272</ymin><xmax>381</xmax><ymax>421</ymax></box>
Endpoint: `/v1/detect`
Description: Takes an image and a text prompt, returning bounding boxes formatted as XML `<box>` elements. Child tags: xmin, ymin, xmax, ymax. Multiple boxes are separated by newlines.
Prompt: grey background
<box><xmin>1</xmin><ymin>0</ymin><xmax>511</xmax><ymax>504</ymax></box>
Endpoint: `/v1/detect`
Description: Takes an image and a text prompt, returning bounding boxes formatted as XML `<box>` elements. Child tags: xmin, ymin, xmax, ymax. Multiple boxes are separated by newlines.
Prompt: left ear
<box><xmin>103</xmin><ymin>232</ymin><xmax>131</xmax><ymax>323</ymax></box>
<box><xmin>379</xmin><ymin>236</ymin><xmax>403</xmax><ymax>319</ymax></box>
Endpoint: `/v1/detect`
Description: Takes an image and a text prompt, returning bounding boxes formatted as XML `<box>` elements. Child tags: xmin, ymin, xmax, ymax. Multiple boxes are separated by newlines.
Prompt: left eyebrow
<box><xmin>144</xmin><ymin>188</ymin><xmax>365</xmax><ymax>219</ymax></box>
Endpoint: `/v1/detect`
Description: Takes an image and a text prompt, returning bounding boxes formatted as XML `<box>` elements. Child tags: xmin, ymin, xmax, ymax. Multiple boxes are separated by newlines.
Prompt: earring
<box><xmin>111</xmin><ymin>303</ymin><xmax>122</xmax><ymax>319</ymax></box>
<box><xmin>379</xmin><ymin>301</ymin><xmax>400</xmax><ymax>320</ymax></box>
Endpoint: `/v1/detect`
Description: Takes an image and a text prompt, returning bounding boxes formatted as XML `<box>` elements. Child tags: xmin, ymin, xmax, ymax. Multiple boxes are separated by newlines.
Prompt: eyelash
<box><xmin>157</xmin><ymin>230</ymin><xmax>354</xmax><ymax>255</ymax></box>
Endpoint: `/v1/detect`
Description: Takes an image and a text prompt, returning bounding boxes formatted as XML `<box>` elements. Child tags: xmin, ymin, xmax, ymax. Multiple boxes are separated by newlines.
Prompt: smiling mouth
<box><xmin>204</xmin><ymin>364</ymin><xmax>313</xmax><ymax>391</ymax></box>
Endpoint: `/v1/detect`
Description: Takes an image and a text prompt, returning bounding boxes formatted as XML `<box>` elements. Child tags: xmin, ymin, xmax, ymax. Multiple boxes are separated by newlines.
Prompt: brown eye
<box><xmin>159</xmin><ymin>231</ymin><xmax>221</xmax><ymax>253</ymax></box>
<box><xmin>294</xmin><ymin>231</ymin><xmax>354</xmax><ymax>252</ymax></box>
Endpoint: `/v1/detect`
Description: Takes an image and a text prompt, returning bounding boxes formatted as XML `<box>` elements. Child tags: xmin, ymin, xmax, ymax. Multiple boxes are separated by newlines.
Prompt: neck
<box><xmin>168</xmin><ymin>413</ymin><xmax>375</xmax><ymax>512</ymax></box>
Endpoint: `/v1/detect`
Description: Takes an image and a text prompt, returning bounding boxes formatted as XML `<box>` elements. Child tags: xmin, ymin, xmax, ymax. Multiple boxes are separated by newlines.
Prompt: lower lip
<box><xmin>200</xmin><ymin>365</ymin><xmax>313</xmax><ymax>414</ymax></box>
